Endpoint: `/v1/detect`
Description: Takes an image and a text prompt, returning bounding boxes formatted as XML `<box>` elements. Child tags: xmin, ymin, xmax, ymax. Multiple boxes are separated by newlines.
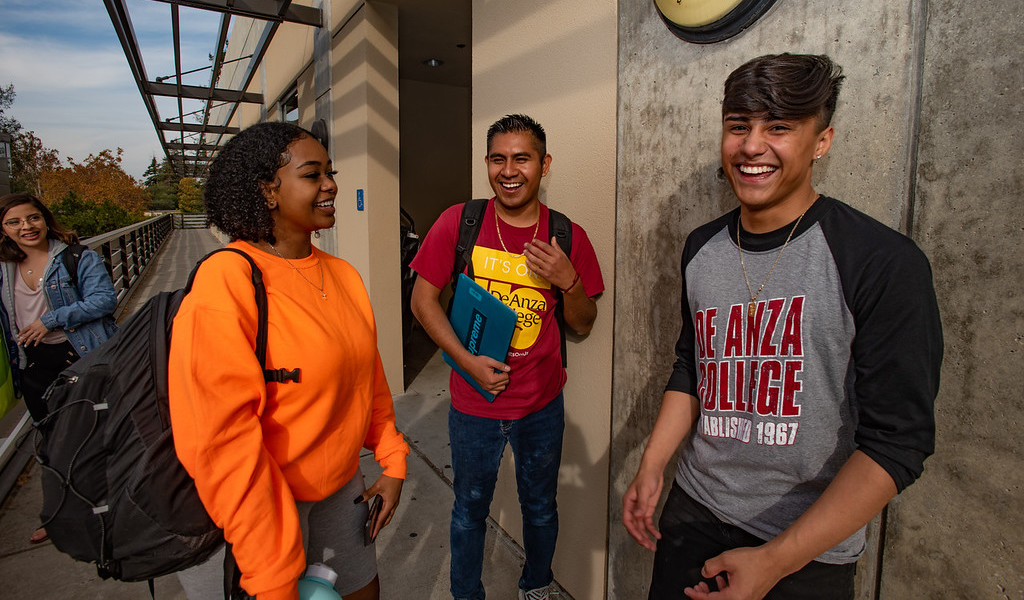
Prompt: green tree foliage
<box><xmin>49</xmin><ymin>192</ymin><xmax>135</xmax><ymax>238</ymax></box>
<box><xmin>0</xmin><ymin>83</ymin><xmax>20</xmax><ymax>134</ymax></box>
<box><xmin>177</xmin><ymin>177</ymin><xmax>204</xmax><ymax>213</ymax></box>
<box><xmin>143</xmin><ymin>157</ymin><xmax>179</xmax><ymax>211</ymax></box>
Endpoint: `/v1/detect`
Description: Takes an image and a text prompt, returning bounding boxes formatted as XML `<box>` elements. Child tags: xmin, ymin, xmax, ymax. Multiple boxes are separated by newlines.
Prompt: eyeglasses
<box><xmin>2</xmin><ymin>214</ymin><xmax>44</xmax><ymax>229</ymax></box>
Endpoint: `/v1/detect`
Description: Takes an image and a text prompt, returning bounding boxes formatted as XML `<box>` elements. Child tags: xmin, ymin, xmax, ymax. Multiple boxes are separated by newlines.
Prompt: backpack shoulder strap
<box><xmin>548</xmin><ymin>209</ymin><xmax>573</xmax><ymax>368</ymax></box>
<box><xmin>451</xmin><ymin>198</ymin><xmax>488</xmax><ymax>290</ymax></box>
<box><xmin>60</xmin><ymin>243</ymin><xmax>89</xmax><ymax>289</ymax></box>
<box><xmin>548</xmin><ymin>208</ymin><xmax>572</xmax><ymax>257</ymax></box>
<box><xmin>186</xmin><ymin>248</ymin><xmax>288</xmax><ymax>383</ymax></box>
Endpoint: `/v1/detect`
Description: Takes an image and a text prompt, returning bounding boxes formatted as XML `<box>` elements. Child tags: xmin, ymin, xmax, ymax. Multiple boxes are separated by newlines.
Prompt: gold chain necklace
<box><xmin>737</xmin><ymin>210</ymin><xmax>806</xmax><ymax>318</ymax></box>
<box><xmin>494</xmin><ymin>208</ymin><xmax>540</xmax><ymax>255</ymax></box>
<box><xmin>269</xmin><ymin>244</ymin><xmax>327</xmax><ymax>300</ymax></box>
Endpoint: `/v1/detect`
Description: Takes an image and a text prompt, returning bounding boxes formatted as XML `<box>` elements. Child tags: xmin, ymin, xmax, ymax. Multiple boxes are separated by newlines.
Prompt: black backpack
<box><xmin>60</xmin><ymin>243</ymin><xmax>88</xmax><ymax>288</ymax></box>
<box><xmin>451</xmin><ymin>198</ymin><xmax>573</xmax><ymax>366</ymax></box>
<box><xmin>33</xmin><ymin>247</ymin><xmax>299</xmax><ymax>585</ymax></box>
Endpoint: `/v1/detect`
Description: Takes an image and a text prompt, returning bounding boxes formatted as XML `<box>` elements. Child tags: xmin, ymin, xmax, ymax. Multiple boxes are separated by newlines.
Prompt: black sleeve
<box><xmin>824</xmin><ymin>211</ymin><xmax>943</xmax><ymax>492</ymax></box>
<box><xmin>665</xmin><ymin>217</ymin><xmax>728</xmax><ymax>395</ymax></box>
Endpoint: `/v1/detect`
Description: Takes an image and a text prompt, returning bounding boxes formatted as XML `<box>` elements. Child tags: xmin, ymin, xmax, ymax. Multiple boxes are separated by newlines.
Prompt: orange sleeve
<box><xmin>364</xmin><ymin>351</ymin><xmax>409</xmax><ymax>479</ymax></box>
<box><xmin>168</xmin><ymin>254</ymin><xmax>304</xmax><ymax>599</ymax></box>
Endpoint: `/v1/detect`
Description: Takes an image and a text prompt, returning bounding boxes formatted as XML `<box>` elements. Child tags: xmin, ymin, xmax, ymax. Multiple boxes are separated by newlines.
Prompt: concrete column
<box><xmin>329</xmin><ymin>2</ymin><xmax>403</xmax><ymax>391</ymax></box>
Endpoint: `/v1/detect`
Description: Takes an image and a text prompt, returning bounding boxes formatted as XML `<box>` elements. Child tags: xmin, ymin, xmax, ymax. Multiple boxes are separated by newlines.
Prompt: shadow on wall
<box><xmin>608</xmin><ymin>160</ymin><xmax>735</xmax><ymax>597</ymax></box>
<box><xmin>555</xmin><ymin>408</ymin><xmax>609</xmax><ymax>600</ymax></box>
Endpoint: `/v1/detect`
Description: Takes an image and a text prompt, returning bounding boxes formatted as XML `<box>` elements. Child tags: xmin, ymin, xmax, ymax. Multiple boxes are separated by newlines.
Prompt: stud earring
<box><xmin>267</xmin><ymin>201</ymin><xmax>277</xmax><ymax>209</ymax></box>
<box><xmin>815</xmin><ymin>154</ymin><xmax>822</xmax><ymax>160</ymax></box>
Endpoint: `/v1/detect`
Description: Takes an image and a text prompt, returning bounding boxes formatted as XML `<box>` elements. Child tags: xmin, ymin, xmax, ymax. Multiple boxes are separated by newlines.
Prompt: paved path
<box><xmin>0</xmin><ymin>229</ymin><xmax>556</xmax><ymax>599</ymax></box>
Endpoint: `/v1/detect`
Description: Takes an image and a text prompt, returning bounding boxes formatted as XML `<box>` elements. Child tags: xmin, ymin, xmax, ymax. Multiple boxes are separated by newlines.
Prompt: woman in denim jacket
<box><xmin>0</xmin><ymin>193</ymin><xmax>117</xmax><ymax>542</ymax></box>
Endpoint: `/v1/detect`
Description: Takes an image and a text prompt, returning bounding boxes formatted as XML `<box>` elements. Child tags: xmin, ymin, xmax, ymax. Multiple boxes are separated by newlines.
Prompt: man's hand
<box><xmin>622</xmin><ymin>468</ymin><xmax>664</xmax><ymax>552</ymax></box>
<box><xmin>524</xmin><ymin>236</ymin><xmax>576</xmax><ymax>291</ymax></box>
<box><xmin>17</xmin><ymin>319</ymin><xmax>50</xmax><ymax>346</ymax></box>
<box><xmin>460</xmin><ymin>353</ymin><xmax>510</xmax><ymax>394</ymax></box>
<box><xmin>683</xmin><ymin>546</ymin><xmax>785</xmax><ymax>600</ymax></box>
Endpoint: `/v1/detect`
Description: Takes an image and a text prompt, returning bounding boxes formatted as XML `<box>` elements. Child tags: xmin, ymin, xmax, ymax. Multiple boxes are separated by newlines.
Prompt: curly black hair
<box><xmin>204</xmin><ymin>121</ymin><xmax>313</xmax><ymax>244</ymax></box>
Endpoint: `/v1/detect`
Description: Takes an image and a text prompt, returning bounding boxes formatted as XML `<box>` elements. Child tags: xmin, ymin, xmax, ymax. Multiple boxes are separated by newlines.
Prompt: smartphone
<box><xmin>363</xmin><ymin>494</ymin><xmax>383</xmax><ymax>545</ymax></box>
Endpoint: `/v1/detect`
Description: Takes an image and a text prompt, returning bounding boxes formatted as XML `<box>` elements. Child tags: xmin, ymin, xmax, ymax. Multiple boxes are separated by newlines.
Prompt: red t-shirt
<box><xmin>410</xmin><ymin>199</ymin><xmax>604</xmax><ymax>419</ymax></box>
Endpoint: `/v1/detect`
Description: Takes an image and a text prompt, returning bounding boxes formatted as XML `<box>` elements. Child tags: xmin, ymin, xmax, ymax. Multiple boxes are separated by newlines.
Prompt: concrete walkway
<box><xmin>0</xmin><ymin>229</ymin><xmax>557</xmax><ymax>599</ymax></box>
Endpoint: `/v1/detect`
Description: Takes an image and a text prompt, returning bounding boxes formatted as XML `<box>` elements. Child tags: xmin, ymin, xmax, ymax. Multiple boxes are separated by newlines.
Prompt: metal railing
<box><xmin>171</xmin><ymin>212</ymin><xmax>208</xmax><ymax>229</ymax></box>
<box><xmin>82</xmin><ymin>214</ymin><xmax>174</xmax><ymax>318</ymax></box>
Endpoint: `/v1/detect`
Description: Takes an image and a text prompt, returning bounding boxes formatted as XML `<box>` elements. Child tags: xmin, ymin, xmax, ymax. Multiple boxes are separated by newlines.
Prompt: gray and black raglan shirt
<box><xmin>666</xmin><ymin>196</ymin><xmax>942</xmax><ymax>564</ymax></box>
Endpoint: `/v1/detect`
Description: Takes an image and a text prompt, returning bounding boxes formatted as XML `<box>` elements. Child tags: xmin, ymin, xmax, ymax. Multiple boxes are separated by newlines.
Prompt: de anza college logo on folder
<box><xmin>443</xmin><ymin>274</ymin><xmax>517</xmax><ymax>402</ymax></box>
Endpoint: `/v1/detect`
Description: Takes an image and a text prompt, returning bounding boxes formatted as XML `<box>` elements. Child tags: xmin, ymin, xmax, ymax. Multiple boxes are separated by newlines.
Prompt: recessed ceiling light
<box><xmin>423</xmin><ymin>58</ymin><xmax>444</xmax><ymax>67</ymax></box>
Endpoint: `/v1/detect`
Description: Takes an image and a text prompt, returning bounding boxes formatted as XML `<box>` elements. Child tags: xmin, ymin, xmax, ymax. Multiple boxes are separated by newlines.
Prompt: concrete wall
<box><xmin>610</xmin><ymin>0</ymin><xmax>1023</xmax><ymax>598</ymax></box>
<box><xmin>473</xmin><ymin>2</ymin><xmax>618</xmax><ymax>598</ymax></box>
<box><xmin>883</xmin><ymin>0</ymin><xmax>1024</xmax><ymax>597</ymax></box>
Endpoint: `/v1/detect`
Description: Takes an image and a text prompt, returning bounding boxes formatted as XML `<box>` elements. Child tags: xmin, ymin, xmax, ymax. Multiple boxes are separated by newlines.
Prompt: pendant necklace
<box><xmin>737</xmin><ymin>210</ymin><xmax>807</xmax><ymax>318</ymax></box>
<box><xmin>269</xmin><ymin>244</ymin><xmax>327</xmax><ymax>300</ymax></box>
<box><xmin>495</xmin><ymin>208</ymin><xmax>540</xmax><ymax>255</ymax></box>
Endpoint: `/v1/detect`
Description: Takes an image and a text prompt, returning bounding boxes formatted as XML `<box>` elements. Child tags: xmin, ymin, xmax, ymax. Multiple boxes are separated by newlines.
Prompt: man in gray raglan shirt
<box><xmin>622</xmin><ymin>54</ymin><xmax>943</xmax><ymax>600</ymax></box>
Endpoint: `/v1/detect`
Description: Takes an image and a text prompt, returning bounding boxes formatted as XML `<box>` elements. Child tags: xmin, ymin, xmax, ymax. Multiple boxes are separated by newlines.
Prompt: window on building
<box><xmin>281</xmin><ymin>88</ymin><xmax>299</xmax><ymax>123</ymax></box>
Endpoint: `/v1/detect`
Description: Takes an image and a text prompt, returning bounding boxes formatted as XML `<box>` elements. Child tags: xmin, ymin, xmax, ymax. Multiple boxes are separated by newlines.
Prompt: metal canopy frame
<box><xmin>103</xmin><ymin>0</ymin><xmax>322</xmax><ymax>179</ymax></box>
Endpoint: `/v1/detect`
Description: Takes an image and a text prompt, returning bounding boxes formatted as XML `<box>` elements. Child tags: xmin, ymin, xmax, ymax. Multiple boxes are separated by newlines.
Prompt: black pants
<box><xmin>649</xmin><ymin>483</ymin><xmax>856</xmax><ymax>600</ymax></box>
<box><xmin>20</xmin><ymin>340</ymin><xmax>78</xmax><ymax>422</ymax></box>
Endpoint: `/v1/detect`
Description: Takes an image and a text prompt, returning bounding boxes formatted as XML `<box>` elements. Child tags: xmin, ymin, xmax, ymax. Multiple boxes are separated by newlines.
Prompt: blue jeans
<box><xmin>449</xmin><ymin>394</ymin><xmax>565</xmax><ymax>600</ymax></box>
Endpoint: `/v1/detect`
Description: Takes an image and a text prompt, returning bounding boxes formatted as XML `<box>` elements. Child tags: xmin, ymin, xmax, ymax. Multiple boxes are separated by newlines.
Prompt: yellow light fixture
<box><xmin>654</xmin><ymin>0</ymin><xmax>780</xmax><ymax>43</ymax></box>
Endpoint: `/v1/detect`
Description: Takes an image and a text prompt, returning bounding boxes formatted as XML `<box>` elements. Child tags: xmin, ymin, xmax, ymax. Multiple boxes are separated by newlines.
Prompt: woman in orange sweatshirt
<box><xmin>168</xmin><ymin>122</ymin><xmax>408</xmax><ymax>600</ymax></box>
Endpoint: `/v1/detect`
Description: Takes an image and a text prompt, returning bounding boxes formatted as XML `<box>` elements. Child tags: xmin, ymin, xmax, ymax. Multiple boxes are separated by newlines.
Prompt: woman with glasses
<box><xmin>0</xmin><ymin>193</ymin><xmax>118</xmax><ymax>544</ymax></box>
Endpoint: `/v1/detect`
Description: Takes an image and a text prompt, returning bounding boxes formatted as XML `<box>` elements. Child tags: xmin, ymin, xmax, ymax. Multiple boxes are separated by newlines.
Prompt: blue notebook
<box><xmin>442</xmin><ymin>274</ymin><xmax>518</xmax><ymax>402</ymax></box>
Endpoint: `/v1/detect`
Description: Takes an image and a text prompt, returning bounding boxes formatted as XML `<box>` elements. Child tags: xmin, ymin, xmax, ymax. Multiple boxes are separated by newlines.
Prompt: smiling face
<box><xmin>486</xmin><ymin>131</ymin><xmax>552</xmax><ymax>215</ymax></box>
<box><xmin>721</xmin><ymin>113</ymin><xmax>833</xmax><ymax>230</ymax></box>
<box><xmin>2</xmin><ymin>202</ymin><xmax>50</xmax><ymax>252</ymax></box>
<box><xmin>262</xmin><ymin>135</ymin><xmax>338</xmax><ymax>240</ymax></box>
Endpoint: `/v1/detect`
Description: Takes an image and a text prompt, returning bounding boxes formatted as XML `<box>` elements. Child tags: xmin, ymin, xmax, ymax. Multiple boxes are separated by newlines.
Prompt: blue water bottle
<box><xmin>297</xmin><ymin>563</ymin><xmax>342</xmax><ymax>600</ymax></box>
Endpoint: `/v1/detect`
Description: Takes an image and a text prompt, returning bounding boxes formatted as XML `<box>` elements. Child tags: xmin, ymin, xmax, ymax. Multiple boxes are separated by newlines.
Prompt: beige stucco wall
<box><xmin>329</xmin><ymin>3</ymin><xmax>402</xmax><ymax>390</ymax></box>
<box><xmin>473</xmin><ymin>2</ymin><xmax>618</xmax><ymax>598</ymax></box>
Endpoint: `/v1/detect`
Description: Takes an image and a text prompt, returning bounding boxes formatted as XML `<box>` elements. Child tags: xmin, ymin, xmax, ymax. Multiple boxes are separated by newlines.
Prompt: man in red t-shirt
<box><xmin>411</xmin><ymin>114</ymin><xmax>603</xmax><ymax>600</ymax></box>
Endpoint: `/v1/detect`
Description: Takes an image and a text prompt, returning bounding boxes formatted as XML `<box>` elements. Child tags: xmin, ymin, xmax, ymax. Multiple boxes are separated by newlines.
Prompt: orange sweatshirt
<box><xmin>168</xmin><ymin>242</ymin><xmax>408</xmax><ymax>600</ymax></box>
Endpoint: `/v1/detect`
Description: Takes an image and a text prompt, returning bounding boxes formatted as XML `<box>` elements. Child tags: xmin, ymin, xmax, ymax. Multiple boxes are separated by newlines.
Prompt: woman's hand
<box><xmin>17</xmin><ymin>319</ymin><xmax>50</xmax><ymax>347</ymax></box>
<box><xmin>356</xmin><ymin>474</ymin><xmax>404</xmax><ymax>541</ymax></box>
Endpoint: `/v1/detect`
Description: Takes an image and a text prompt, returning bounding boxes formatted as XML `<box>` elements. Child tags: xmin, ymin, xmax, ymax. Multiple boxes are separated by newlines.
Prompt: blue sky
<box><xmin>0</xmin><ymin>0</ymin><xmax>221</xmax><ymax>178</ymax></box>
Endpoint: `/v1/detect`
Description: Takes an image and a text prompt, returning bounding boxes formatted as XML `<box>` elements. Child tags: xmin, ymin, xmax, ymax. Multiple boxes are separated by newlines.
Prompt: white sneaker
<box><xmin>518</xmin><ymin>587</ymin><xmax>549</xmax><ymax>600</ymax></box>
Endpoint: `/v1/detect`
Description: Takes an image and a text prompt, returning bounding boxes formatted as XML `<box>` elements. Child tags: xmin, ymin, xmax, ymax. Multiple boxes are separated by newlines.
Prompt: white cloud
<box><xmin>0</xmin><ymin>0</ymin><xmax>224</xmax><ymax>178</ymax></box>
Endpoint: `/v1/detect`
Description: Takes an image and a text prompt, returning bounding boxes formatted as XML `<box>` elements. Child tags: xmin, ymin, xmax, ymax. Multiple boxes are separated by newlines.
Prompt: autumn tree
<box><xmin>39</xmin><ymin>148</ymin><xmax>149</xmax><ymax>214</ymax></box>
<box><xmin>177</xmin><ymin>177</ymin><xmax>204</xmax><ymax>213</ymax></box>
<box><xmin>11</xmin><ymin>131</ymin><xmax>62</xmax><ymax>196</ymax></box>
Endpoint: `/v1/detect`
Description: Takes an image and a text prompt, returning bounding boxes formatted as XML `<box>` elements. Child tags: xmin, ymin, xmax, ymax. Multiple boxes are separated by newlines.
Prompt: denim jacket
<box><xmin>0</xmin><ymin>239</ymin><xmax>118</xmax><ymax>386</ymax></box>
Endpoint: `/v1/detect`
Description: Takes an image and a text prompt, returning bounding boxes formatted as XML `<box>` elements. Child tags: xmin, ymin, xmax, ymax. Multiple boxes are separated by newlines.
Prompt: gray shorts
<box><xmin>177</xmin><ymin>469</ymin><xmax>378</xmax><ymax>597</ymax></box>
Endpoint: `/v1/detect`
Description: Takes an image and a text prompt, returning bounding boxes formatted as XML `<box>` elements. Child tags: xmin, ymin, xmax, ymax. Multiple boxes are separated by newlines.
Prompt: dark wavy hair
<box><xmin>0</xmin><ymin>193</ymin><xmax>79</xmax><ymax>262</ymax></box>
<box><xmin>204</xmin><ymin>121</ymin><xmax>313</xmax><ymax>244</ymax></box>
<box><xmin>486</xmin><ymin>114</ymin><xmax>547</xmax><ymax>157</ymax></box>
<box><xmin>723</xmin><ymin>53</ymin><xmax>845</xmax><ymax>130</ymax></box>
